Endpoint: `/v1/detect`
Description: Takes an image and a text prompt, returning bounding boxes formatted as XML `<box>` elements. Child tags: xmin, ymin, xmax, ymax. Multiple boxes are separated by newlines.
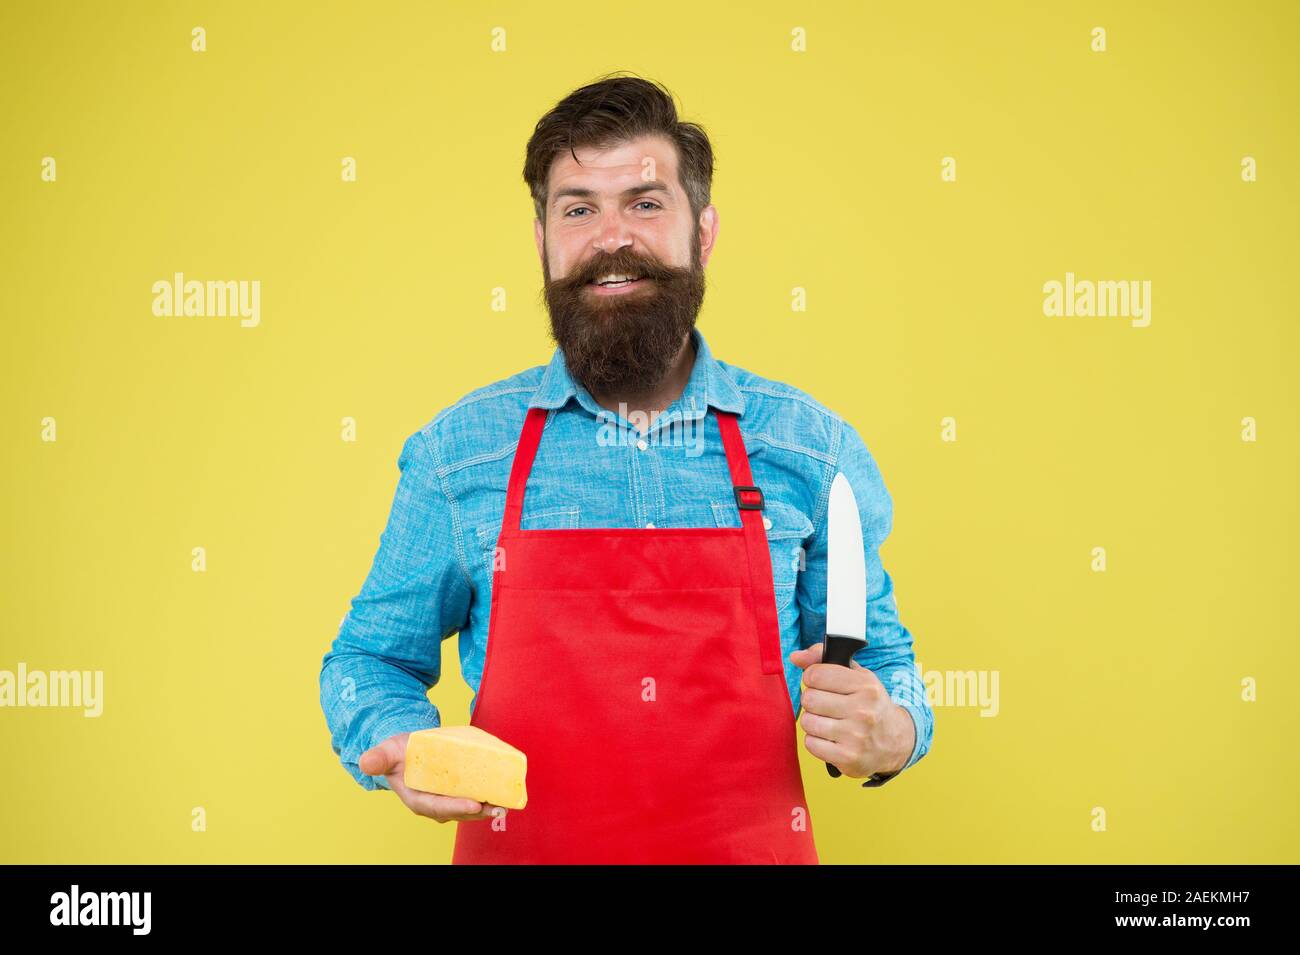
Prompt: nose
<box><xmin>592</xmin><ymin>213</ymin><xmax>636</xmax><ymax>256</ymax></box>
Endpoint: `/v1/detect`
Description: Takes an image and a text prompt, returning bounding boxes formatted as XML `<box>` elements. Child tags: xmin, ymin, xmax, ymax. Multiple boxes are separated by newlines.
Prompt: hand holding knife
<box><xmin>814</xmin><ymin>471</ymin><xmax>899</xmax><ymax>787</ymax></box>
<box><xmin>822</xmin><ymin>471</ymin><xmax>868</xmax><ymax>778</ymax></box>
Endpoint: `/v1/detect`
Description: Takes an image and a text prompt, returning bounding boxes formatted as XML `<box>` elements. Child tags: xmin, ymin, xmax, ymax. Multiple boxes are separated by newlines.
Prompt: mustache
<box><xmin>558</xmin><ymin>253</ymin><xmax>685</xmax><ymax>286</ymax></box>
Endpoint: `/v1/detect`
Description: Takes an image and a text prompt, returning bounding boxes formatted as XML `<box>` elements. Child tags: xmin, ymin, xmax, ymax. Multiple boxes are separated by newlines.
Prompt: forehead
<box><xmin>547</xmin><ymin>134</ymin><xmax>679</xmax><ymax>194</ymax></box>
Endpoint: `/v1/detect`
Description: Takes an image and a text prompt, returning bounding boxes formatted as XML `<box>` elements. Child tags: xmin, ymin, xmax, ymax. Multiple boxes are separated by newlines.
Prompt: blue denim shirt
<box><xmin>319</xmin><ymin>327</ymin><xmax>934</xmax><ymax>791</ymax></box>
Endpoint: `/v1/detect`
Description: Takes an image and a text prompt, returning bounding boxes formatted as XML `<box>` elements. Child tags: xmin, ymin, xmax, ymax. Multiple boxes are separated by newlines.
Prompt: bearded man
<box><xmin>319</xmin><ymin>73</ymin><xmax>933</xmax><ymax>865</ymax></box>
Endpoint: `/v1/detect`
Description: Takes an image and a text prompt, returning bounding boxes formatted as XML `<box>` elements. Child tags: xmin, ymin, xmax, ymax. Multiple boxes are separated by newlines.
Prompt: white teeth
<box><xmin>595</xmin><ymin>273</ymin><xmax>639</xmax><ymax>285</ymax></box>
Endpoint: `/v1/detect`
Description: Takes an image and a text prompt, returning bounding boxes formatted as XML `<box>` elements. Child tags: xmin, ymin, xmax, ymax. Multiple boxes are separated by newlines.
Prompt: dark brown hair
<box><xmin>523</xmin><ymin>72</ymin><xmax>715</xmax><ymax>227</ymax></box>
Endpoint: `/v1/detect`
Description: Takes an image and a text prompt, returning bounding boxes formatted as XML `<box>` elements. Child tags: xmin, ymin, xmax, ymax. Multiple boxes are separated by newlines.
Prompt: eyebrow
<box><xmin>551</xmin><ymin>180</ymin><xmax>673</xmax><ymax>207</ymax></box>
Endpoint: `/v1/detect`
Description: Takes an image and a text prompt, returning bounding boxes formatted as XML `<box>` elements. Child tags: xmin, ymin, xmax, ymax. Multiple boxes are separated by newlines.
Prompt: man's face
<box><xmin>536</xmin><ymin>134</ymin><xmax>718</xmax><ymax>398</ymax></box>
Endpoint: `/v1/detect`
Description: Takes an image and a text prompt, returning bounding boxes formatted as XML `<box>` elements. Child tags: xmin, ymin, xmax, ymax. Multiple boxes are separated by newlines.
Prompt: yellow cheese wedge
<box><xmin>403</xmin><ymin>726</ymin><xmax>528</xmax><ymax>810</ymax></box>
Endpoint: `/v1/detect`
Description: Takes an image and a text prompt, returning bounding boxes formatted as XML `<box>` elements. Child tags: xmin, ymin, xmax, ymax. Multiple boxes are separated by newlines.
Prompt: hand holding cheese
<box><xmin>403</xmin><ymin>726</ymin><xmax>527</xmax><ymax>810</ymax></box>
<box><xmin>358</xmin><ymin>730</ymin><xmax>507</xmax><ymax>823</ymax></box>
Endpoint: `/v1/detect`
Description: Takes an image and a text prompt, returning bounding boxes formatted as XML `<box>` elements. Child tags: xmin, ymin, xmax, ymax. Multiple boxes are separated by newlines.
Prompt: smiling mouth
<box><xmin>590</xmin><ymin>276</ymin><xmax>644</xmax><ymax>289</ymax></box>
<box><xmin>586</xmin><ymin>275</ymin><xmax>654</xmax><ymax>297</ymax></box>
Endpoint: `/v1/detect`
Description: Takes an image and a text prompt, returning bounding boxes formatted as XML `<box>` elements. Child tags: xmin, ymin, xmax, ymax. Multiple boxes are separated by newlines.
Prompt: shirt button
<box><xmin>645</xmin><ymin>521</ymin><xmax>656</xmax><ymax>528</ymax></box>
<box><xmin>763</xmin><ymin>517</ymin><xmax>773</xmax><ymax>530</ymax></box>
<box><xmin>636</xmin><ymin>439</ymin><xmax>648</xmax><ymax>451</ymax></box>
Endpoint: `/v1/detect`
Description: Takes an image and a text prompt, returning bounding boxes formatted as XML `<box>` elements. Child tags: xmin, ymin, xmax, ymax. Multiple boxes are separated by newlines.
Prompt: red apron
<box><xmin>452</xmin><ymin>406</ymin><xmax>819</xmax><ymax>864</ymax></box>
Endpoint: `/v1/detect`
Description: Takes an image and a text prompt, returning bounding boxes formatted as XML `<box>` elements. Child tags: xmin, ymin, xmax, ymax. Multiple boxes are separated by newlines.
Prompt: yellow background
<box><xmin>2</xmin><ymin>1</ymin><xmax>1296</xmax><ymax>863</ymax></box>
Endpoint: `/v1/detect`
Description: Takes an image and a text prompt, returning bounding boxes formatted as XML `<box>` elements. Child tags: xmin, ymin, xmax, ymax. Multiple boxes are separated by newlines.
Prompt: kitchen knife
<box><xmin>822</xmin><ymin>471</ymin><xmax>867</xmax><ymax>778</ymax></box>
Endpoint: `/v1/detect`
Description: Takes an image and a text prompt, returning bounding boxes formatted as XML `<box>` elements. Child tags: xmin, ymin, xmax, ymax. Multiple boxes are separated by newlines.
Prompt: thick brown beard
<box><xmin>542</xmin><ymin>233</ymin><xmax>705</xmax><ymax>397</ymax></box>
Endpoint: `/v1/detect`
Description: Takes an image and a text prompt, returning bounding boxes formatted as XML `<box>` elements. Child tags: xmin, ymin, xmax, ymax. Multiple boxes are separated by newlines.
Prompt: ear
<box><xmin>534</xmin><ymin>218</ymin><xmax>545</xmax><ymax>267</ymax></box>
<box><xmin>697</xmin><ymin>204</ymin><xmax>720</xmax><ymax>269</ymax></box>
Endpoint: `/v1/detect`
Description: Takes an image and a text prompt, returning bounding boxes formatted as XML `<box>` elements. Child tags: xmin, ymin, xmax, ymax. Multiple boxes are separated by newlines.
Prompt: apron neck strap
<box><xmin>503</xmin><ymin>406</ymin><xmax>762</xmax><ymax>532</ymax></box>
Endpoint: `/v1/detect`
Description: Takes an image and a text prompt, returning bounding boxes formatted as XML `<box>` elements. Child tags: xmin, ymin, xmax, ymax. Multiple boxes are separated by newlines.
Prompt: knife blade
<box><xmin>822</xmin><ymin>471</ymin><xmax>867</xmax><ymax>778</ymax></box>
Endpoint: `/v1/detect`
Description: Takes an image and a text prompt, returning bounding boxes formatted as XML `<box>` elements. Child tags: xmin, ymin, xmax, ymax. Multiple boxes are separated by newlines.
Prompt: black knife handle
<box><xmin>820</xmin><ymin>634</ymin><xmax>866</xmax><ymax>778</ymax></box>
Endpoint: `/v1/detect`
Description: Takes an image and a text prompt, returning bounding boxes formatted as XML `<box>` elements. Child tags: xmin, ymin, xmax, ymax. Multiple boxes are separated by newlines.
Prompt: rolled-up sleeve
<box><xmin>798</xmin><ymin>418</ymin><xmax>934</xmax><ymax>773</ymax></box>
<box><xmin>319</xmin><ymin>428</ymin><xmax>473</xmax><ymax>790</ymax></box>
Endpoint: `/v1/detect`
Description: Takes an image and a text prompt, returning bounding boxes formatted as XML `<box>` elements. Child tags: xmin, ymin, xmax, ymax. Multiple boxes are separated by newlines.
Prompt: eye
<box><xmin>635</xmin><ymin>201</ymin><xmax>661</xmax><ymax>211</ymax></box>
<box><xmin>564</xmin><ymin>207</ymin><xmax>592</xmax><ymax>218</ymax></box>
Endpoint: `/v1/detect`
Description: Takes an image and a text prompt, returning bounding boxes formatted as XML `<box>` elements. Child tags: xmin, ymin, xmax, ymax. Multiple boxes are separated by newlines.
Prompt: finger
<box><xmin>394</xmin><ymin>777</ymin><xmax>497</xmax><ymax>821</ymax></box>
<box><xmin>358</xmin><ymin>740</ymin><xmax>399</xmax><ymax>776</ymax></box>
<box><xmin>438</xmin><ymin>802</ymin><xmax>503</xmax><ymax>822</ymax></box>
<box><xmin>787</xmin><ymin>645</ymin><xmax>823</xmax><ymax>670</ymax></box>
<box><xmin>801</xmin><ymin>730</ymin><xmax>852</xmax><ymax>768</ymax></box>
<box><xmin>402</xmin><ymin>788</ymin><xmax>486</xmax><ymax>822</ymax></box>
<box><xmin>798</xmin><ymin>708</ymin><xmax>845</xmax><ymax>744</ymax></box>
<box><xmin>804</xmin><ymin>661</ymin><xmax>883</xmax><ymax>696</ymax></box>
<box><xmin>789</xmin><ymin>642</ymin><xmax>824</xmax><ymax>667</ymax></box>
<box><xmin>408</xmin><ymin>789</ymin><xmax>499</xmax><ymax>821</ymax></box>
<box><xmin>460</xmin><ymin>803</ymin><xmax>506</xmax><ymax>821</ymax></box>
<box><xmin>799</xmin><ymin>684</ymin><xmax>859</xmax><ymax>719</ymax></box>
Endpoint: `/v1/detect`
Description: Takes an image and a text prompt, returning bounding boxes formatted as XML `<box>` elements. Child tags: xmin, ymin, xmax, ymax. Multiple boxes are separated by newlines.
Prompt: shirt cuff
<box><xmin>895</xmin><ymin>702</ymin><xmax>925</xmax><ymax>773</ymax></box>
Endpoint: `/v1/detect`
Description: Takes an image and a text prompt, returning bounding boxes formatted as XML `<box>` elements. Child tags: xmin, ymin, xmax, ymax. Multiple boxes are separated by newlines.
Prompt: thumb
<box><xmin>789</xmin><ymin>642</ymin><xmax>825</xmax><ymax>668</ymax></box>
<box><xmin>358</xmin><ymin>739</ymin><xmax>398</xmax><ymax>777</ymax></box>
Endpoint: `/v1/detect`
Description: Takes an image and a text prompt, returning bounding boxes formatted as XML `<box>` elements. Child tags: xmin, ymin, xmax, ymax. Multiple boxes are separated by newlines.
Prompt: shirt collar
<box><xmin>529</xmin><ymin>326</ymin><xmax>746</xmax><ymax>421</ymax></box>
